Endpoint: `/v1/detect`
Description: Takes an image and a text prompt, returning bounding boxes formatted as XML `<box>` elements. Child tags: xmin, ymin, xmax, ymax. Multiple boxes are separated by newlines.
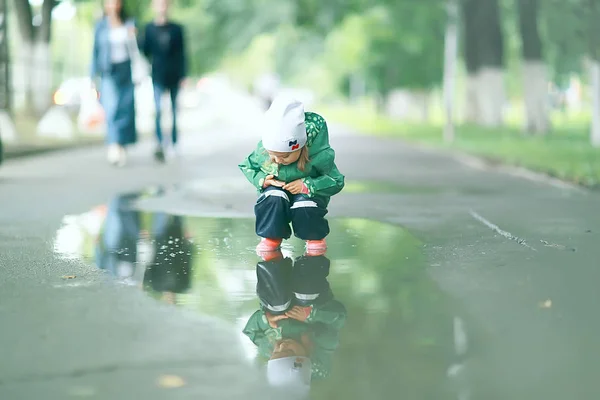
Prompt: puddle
<box><xmin>54</xmin><ymin>193</ymin><xmax>471</xmax><ymax>398</ymax></box>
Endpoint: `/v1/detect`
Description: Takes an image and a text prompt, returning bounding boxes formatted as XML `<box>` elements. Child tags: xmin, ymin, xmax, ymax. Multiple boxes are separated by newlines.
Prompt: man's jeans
<box><xmin>153</xmin><ymin>82</ymin><xmax>179</xmax><ymax>147</ymax></box>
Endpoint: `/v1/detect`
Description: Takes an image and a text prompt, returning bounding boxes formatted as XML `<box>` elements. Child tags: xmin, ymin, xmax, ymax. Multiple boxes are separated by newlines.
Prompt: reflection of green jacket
<box><xmin>242</xmin><ymin>300</ymin><xmax>347</xmax><ymax>380</ymax></box>
<box><xmin>238</xmin><ymin>112</ymin><xmax>345</xmax><ymax>206</ymax></box>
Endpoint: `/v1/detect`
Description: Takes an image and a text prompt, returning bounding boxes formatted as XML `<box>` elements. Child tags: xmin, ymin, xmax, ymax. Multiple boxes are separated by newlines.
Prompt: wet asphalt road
<box><xmin>1</xmin><ymin>112</ymin><xmax>600</xmax><ymax>399</ymax></box>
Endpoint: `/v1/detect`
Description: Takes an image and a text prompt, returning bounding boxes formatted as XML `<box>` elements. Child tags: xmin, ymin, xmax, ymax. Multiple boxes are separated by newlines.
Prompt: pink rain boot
<box><xmin>305</xmin><ymin>239</ymin><xmax>327</xmax><ymax>256</ymax></box>
<box><xmin>256</xmin><ymin>238</ymin><xmax>282</xmax><ymax>253</ymax></box>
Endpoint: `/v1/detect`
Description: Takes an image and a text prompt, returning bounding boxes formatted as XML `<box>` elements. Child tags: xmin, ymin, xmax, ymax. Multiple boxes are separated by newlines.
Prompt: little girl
<box><xmin>239</xmin><ymin>96</ymin><xmax>345</xmax><ymax>253</ymax></box>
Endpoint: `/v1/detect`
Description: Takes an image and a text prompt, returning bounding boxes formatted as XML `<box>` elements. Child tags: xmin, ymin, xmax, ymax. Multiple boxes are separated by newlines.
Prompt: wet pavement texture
<box><xmin>1</xmin><ymin>113</ymin><xmax>600</xmax><ymax>398</ymax></box>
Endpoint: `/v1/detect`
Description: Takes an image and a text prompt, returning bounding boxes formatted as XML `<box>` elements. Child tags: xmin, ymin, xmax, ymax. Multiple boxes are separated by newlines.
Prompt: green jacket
<box><xmin>242</xmin><ymin>299</ymin><xmax>347</xmax><ymax>380</ymax></box>
<box><xmin>238</xmin><ymin>112</ymin><xmax>345</xmax><ymax>206</ymax></box>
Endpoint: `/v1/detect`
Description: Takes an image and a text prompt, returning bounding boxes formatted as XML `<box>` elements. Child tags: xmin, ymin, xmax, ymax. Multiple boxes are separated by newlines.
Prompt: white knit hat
<box><xmin>267</xmin><ymin>356</ymin><xmax>311</xmax><ymax>395</ymax></box>
<box><xmin>262</xmin><ymin>95</ymin><xmax>307</xmax><ymax>153</ymax></box>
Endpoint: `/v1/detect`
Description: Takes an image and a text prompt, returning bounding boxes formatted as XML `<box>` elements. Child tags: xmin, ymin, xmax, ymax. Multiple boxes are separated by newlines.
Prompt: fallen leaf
<box><xmin>157</xmin><ymin>375</ymin><xmax>185</xmax><ymax>388</ymax></box>
<box><xmin>62</xmin><ymin>275</ymin><xmax>77</xmax><ymax>280</ymax></box>
<box><xmin>539</xmin><ymin>299</ymin><xmax>552</xmax><ymax>309</ymax></box>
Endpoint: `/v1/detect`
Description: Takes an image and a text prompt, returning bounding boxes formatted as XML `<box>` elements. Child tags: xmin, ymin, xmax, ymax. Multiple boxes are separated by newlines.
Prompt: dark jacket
<box><xmin>141</xmin><ymin>22</ymin><xmax>187</xmax><ymax>87</ymax></box>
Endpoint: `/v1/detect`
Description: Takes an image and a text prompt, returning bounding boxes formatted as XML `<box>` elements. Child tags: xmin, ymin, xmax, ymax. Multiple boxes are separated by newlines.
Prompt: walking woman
<box><xmin>90</xmin><ymin>0</ymin><xmax>137</xmax><ymax>167</ymax></box>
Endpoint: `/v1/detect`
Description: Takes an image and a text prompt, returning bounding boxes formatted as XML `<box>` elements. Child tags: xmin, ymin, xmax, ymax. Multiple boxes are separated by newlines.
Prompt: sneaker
<box><xmin>306</xmin><ymin>239</ymin><xmax>327</xmax><ymax>253</ymax></box>
<box><xmin>154</xmin><ymin>147</ymin><xmax>165</xmax><ymax>163</ymax></box>
<box><xmin>256</xmin><ymin>238</ymin><xmax>282</xmax><ymax>253</ymax></box>
<box><xmin>107</xmin><ymin>144</ymin><xmax>120</xmax><ymax>165</ymax></box>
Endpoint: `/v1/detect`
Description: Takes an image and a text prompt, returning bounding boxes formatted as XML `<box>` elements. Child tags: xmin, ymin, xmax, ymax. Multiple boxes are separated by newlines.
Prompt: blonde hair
<box><xmin>297</xmin><ymin>146</ymin><xmax>310</xmax><ymax>171</ymax></box>
<box><xmin>267</xmin><ymin>146</ymin><xmax>310</xmax><ymax>171</ymax></box>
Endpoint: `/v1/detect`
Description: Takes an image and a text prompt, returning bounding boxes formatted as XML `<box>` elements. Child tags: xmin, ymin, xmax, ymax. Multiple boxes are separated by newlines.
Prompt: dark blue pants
<box><xmin>254</xmin><ymin>187</ymin><xmax>330</xmax><ymax>241</ymax></box>
<box><xmin>153</xmin><ymin>82</ymin><xmax>179</xmax><ymax>146</ymax></box>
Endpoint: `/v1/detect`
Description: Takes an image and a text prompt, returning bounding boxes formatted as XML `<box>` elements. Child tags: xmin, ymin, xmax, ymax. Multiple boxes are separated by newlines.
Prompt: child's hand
<box><xmin>282</xmin><ymin>179</ymin><xmax>306</xmax><ymax>194</ymax></box>
<box><xmin>285</xmin><ymin>306</ymin><xmax>312</xmax><ymax>322</ymax></box>
<box><xmin>266</xmin><ymin>312</ymin><xmax>288</xmax><ymax>328</ymax></box>
<box><xmin>263</xmin><ymin>175</ymin><xmax>285</xmax><ymax>188</ymax></box>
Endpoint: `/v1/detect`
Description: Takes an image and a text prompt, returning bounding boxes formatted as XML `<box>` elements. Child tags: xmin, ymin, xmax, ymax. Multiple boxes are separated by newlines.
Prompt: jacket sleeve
<box><xmin>301</xmin><ymin>117</ymin><xmax>345</xmax><ymax>198</ymax></box>
<box><xmin>302</xmin><ymin>147</ymin><xmax>345</xmax><ymax>198</ymax></box>
<box><xmin>242</xmin><ymin>310</ymin><xmax>270</xmax><ymax>346</ymax></box>
<box><xmin>306</xmin><ymin>300</ymin><xmax>347</xmax><ymax>330</ymax></box>
<box><xmin>239</xmin><ymin>145</ymin><xmax>268</xmax><ymax>191</ymax></box>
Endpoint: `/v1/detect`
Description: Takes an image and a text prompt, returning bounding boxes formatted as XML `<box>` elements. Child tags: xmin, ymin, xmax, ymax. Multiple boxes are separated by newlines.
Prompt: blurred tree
<box><xmin>462</xmin><ymin>0</ymin><xmax>506</xmax><ymax>127</ymax></box>
<box><xmin>517</xmin><ymin>0</ymin><xmax>550</xmax><ymax>134</ymax></box>
<box><xmin>273</xmin><ymin>25</ymin><xmax>323</xmax><ymax>82</ymax></box>
<box><xmin>197</xmin><ymin>0</ymin><xmax>294</xmax><ymax>77</ymax></box>
<box><xmin>540</xmin><ymin>0</ymin><xmax>600</xmax><ymax>145</ymax></box>
<box><xmin>538</xmin><ymin>0</ymin><xmax>588</xmax><ymax>86</ymax></box>
<box><xmin>12</xmin><ymin>0</ymin><xmax>56</xmax><ymax>115</ymax></box>
<box><xmin>319</xmin><ymin>2</ymin><xmax>445</xmax><ymax>114</ymax></box>
<box><xmin>124</xmin><ymin>0</ymin><xmax>152</xmax><ymax>22</ymax></box>
<box><xmin>363</xmin><ymin>2</ymin><xmax>445</xmax><ymax>117</ymax></box>
<box><xmin>294</xmin><ymin>0</ymin><xmax>365</xmax><ymax>34</ymax></box>
<box><xmin>204</xmin><ymin>0</ymin><xmax>292</xmax><ymax>52</ymax></box>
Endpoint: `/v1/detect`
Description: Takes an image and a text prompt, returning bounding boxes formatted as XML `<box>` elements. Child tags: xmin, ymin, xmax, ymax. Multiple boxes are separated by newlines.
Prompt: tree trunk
<box><xmin>443</xmin><ymin>0</ymin><xmax>459</xmax><ymax>141</ymax></box>
<box><xmin>0</xmin><ymin>0</ymin><xmax>10</xmax><ymax>113</ymax></box>
<box><xmin>12</xmin><ymin>0</ymin><xmax>53</xmax><ymax>116</ymax></box>
<box><xmin>517</xmin><ymin>0</ymin><xmax>550</xmax><ymax>134</ymax></box>
<box><xmin>590</xmin><ymin>59</ymin><xmax>600</xmax><ymax>147</ymax></box>
<box><xmin>462</xmin><ymin>0</ymin><xmax>480</xmax><ymax>123</ymax></box>
<box><xmin>31</xmin><ymin>40</ymin><xmax>52</xmax><ymax>113</ymax></box>
<box><xmin>587</xmin><ymin>0</ymin><xmax>600</xmax><ymax>147</ymax></box>
<box><xmin>472</xmin><ymin>0</ymin><xmax>506</xmax><ymax>127</ymax></box>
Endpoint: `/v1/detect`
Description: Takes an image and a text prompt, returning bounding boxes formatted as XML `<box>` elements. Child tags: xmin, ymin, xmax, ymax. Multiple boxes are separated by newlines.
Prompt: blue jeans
<box><xmin>100</xmin><ymin>61</ymin><xmax>137</xmax><ymax>146</ymax></box>
<box><xmin>153</xmin><ymin>82</ymin><xmax>179</xmax><ymax>147</ymax></box>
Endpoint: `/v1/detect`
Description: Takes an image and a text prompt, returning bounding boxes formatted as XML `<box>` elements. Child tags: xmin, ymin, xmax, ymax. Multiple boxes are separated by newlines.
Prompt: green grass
<box><xmin>321</xmin><ymin>105</ymin><xmax>600</xmax><ymax>188</ymax></box>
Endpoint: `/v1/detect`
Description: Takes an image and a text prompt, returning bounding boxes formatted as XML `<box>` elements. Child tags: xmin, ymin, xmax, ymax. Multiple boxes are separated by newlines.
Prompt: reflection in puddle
<box><xmin>54</xmin><ymin>192</ymin><xmax>472</xmax><ymax>399</ymax></box>
<box><xmin>245</xmin><ymin>252</ymin><xmax>346</xmax><ymax>395</ymax></box>
<box><xmin>92</xmin><ymin>193</ymin><xmax>194</xmax><ymax>304</ymax></box>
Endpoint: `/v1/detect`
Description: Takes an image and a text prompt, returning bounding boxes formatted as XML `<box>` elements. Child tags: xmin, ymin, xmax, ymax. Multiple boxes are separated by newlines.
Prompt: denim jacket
<box><xmin>90</xmin><ymin>17</ymin><xmax>136</xmax><ymax>78</ymax></box>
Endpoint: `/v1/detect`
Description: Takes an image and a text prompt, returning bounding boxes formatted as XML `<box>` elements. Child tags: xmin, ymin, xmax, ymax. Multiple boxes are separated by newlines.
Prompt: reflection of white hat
<box><xmin>267</xmin><ymin>356</ymin><xmax>311</xmax><ymax>395</ymax></box>
<box><xmin>262</xmin><ymin>96</ymin><xmax>307</xmax><ymax>153</ymax></box>
<box><xmin>116</xmin><ymin>261</ymin><xmax>134</xmax><ymax>278</ymax></box>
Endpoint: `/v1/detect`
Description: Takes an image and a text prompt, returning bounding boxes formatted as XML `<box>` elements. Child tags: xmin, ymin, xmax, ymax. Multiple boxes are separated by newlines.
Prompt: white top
<box><xmin>109</xmin><ymin>25</ymin><xmax>130</xmax><ymax>63</ymax></box>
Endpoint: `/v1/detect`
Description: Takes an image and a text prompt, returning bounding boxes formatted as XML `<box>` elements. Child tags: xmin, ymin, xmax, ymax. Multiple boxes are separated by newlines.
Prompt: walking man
<box><xmin>142</xmin><ymin>0</ymin><xmax>187</xmax><ymax>162</ymax></box>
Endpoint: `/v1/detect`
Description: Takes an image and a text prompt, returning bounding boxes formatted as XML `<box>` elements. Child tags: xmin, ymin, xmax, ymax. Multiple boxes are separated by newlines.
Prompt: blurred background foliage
<box><xmin>4</xmin><ymin>0</ymin><xmax>600</xmax><ymax>184</ymax></box>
